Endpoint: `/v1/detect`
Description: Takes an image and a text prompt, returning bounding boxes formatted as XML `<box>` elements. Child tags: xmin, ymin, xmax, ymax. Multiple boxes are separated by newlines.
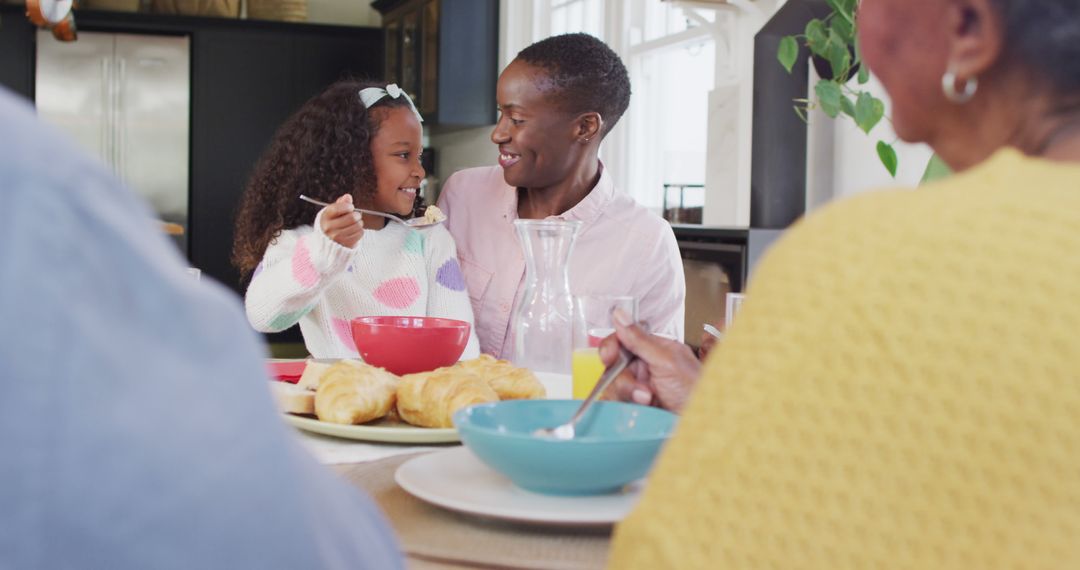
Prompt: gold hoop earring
<box><xmin>942</xmin><ymin>70</ymin><xmax>978</xmax><ymax>104</ymax></box>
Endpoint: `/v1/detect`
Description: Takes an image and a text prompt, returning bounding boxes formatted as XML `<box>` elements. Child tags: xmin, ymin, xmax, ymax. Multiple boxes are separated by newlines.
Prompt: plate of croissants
<box><xmin>270</xmin><ymin>355</ymin><xmax>547</xmax><ymax>444</ymax></box>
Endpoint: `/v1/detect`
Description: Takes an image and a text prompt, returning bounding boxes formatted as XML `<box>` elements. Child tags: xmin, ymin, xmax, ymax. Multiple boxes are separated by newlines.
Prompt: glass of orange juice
<box><xmin>572</xmin><ymin>295</ymin><xmax>637</xmax><ymax>399</ymax></box>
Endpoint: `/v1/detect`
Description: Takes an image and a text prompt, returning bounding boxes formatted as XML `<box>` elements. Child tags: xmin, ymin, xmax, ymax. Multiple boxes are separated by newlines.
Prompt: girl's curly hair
<box><xmin>232</xmin><ymin>79</ymin><xmax>416</xmax><ymax>276</ymax></box>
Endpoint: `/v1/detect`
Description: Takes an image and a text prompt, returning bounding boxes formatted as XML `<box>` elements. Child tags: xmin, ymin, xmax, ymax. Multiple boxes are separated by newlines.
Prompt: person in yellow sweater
<box><xmin>602</xmin><ymin>0</ymin><xmax>1080</xmax><ymax>568</ymax></box>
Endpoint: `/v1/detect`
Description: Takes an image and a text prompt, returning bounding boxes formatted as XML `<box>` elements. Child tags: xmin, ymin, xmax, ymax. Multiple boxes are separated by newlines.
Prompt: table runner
<box><xmin>336</xmin><ymin>453</ymin><xmax>613</xmax><ymax>570</ymax></box>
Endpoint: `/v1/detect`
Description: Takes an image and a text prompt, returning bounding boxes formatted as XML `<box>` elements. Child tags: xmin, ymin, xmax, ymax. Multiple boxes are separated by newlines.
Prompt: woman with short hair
<box><xmin>438</xmin><ymin>33</ymin><xmax>686</xmax><ymax>358</ymax></box>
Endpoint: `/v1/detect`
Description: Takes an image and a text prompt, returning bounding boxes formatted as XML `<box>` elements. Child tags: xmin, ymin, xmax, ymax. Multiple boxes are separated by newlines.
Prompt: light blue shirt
<box><xmin>0</xmin><ymin>87</ymin><xmax>403</xmax><ymax>569</ymax></box>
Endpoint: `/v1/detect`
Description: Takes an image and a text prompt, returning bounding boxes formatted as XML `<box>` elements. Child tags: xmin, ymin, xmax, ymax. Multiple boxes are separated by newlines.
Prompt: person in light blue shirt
<box><xmin>0</xmin><ymin>86</ymin><xmax>403</xmax><ymax>569</ymax></box>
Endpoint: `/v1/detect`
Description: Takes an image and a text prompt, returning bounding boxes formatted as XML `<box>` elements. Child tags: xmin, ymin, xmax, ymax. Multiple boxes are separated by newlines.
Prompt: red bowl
<box><xmin>350</xmin><ymin>316</ymin><xmax>470</xmax><ymax>376</ymax></box>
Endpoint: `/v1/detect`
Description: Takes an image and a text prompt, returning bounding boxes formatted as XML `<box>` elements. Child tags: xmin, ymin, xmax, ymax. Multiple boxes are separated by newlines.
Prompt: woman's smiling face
<box><xmin>491</xmin><ymin>59</ymin><xmax>581</xmax><ymax>189</ymax></box>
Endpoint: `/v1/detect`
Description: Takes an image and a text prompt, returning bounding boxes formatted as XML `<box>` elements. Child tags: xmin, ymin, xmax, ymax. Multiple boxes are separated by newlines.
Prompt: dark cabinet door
<box><xmin>189</xmin><ymin>29</ymin><xmax>295</xmax><ymax>297</ymax></box>
<box><xmin>0</xmin><ymin>6</ymin><xmax>36</xmax><ymax>101</ymax></box>
<box><xmin>373</xmin><ymin>0</ymin><xmax>495</xmax><ymax>127</ymax></box>
<box><xmin>436</xmin><ymin>0</ymin><xmax>496</xmax><ymax>127</ymax></box>
<box><xmin>2</xmin><ymin>8</ymin><xmax>382</xmax><ymax>346</ymax></box>
<box><xmin>291</xmin><ymin>29</ymin><xmax>383</xmax><ymax>108</ymax></box>
<box><xmin>190</xmin><ymin>26</ymin><xmax>381</xmax><ymax>344</ymax></box>
<box><xmin>190</xmin><ymin>26</ymin><xmax>382</xmax><ymax>299</ymax></box>
<box><xmin>418</xmin><ymin>0</ymin><xmax>438</xmax><ymax>116</ymax></box>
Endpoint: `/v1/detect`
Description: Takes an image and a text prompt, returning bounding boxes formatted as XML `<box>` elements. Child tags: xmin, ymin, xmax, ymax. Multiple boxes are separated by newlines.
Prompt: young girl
<box><xmin>233</xmin><ymin>79</ymin><xmax>479</xmax><ymax>359</ymax></box>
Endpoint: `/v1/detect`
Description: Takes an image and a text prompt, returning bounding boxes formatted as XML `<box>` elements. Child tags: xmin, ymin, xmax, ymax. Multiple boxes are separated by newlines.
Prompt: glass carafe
<box><xmin>511</xmin><ymin>219</ymin><xmax>582</xmax><ymax>374</ymax></box>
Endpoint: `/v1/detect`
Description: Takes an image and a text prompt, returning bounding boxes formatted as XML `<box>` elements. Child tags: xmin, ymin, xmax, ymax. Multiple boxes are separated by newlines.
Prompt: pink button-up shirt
<box><xmin>438</xmin><ymin>164</ymin><xmax>686</xmax><ymax>358</ymax></box>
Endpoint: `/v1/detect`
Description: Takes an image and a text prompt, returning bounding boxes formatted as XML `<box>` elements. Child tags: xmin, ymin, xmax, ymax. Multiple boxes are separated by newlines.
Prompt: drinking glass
<box><xmin>572</xmin><ymin>295</ymin><xmax>637</xmax><ymax>399</ymax></box>
<box><xmin>725</xmin><ymin>292</ymin><xmax>745</xmax><ymax>328</ymax></box>
<box><xmin>511</xmin><ymin>220</ymin><xmax>581</xmax><ymax>374</ymax></box>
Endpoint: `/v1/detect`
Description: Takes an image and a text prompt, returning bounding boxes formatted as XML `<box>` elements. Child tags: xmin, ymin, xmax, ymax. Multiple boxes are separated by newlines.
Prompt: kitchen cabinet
<box><xmin>37</xmin><ymin>31</ymin><xmax>191</xmax><ymax>254</ymax></box>
<box><xmin>0</xmin><ymin>6</ymin><xmax>382</xmax><ymax>345</ymax></box>
<box><xmin>673</xmin><ymin>226</ymin><xmax>786</xmax><ymax>348</ymax></box>
<box><xmin>372</xmin><ymin>0</ymin><xmax>497</xmax><ymax>127</ymax></box>
<box><xmin>188</xmin><ymin>24</ymin><xmax>381</xmax><ymax>346</ymax></box>
<box><xmin>0</xmin><ymin>8</ymin><xmax>36</xmax><ymax>100</ymax></box>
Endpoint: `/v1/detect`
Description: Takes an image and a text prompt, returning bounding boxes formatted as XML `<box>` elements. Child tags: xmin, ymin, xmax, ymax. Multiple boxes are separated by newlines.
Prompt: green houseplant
<box><xmin>776</xmin><ymin>0</ymin><xmax>899</xmax><ymax>177</ymax></box>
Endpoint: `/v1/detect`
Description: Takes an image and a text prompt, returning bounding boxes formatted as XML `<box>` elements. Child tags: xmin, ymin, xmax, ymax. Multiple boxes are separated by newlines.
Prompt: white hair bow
<box><xmin>358</xmin><ymin>83</ymin><xmax>424</xmax><ymax>123</ymax></box>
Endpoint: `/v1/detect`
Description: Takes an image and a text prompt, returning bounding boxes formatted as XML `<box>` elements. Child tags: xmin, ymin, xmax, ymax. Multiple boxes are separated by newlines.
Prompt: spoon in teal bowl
<box><xmin>532</xmin><ymin>346</ymin><xmax>636</xmax><ymax>440</ymax></box>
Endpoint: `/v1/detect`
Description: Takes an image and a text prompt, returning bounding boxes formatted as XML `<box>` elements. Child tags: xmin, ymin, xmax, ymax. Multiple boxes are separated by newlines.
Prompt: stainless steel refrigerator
<box><xmin>35</xmin><ymin>30</ymin><xmax>191</xmax><ymax>253</ymax></box>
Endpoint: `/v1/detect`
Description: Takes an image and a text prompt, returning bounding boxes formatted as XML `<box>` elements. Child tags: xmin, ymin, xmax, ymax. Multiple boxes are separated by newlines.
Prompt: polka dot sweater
<box><xmin>245</xmin><ymin>212</ymin><xmax>479</xmax><ymax>359</ymax></box>
<box><xmin>608</xmin><ymin>149</ymin><xmax>1080</xmax><ymax>569</ymax></box>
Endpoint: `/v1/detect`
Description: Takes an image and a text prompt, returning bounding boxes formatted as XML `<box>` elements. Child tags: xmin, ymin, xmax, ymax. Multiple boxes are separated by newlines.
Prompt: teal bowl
<box><xmin>453</xmin><ymin>400</ymin><xmax>677</xmax><ymax>496</ymax></box>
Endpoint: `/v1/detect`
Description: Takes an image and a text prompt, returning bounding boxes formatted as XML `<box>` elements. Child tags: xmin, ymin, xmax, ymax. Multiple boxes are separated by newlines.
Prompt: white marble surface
<box><xmin>292</xmin><ymin>429</ymin><xmax>443</xmax><ymax>465</ymax></box>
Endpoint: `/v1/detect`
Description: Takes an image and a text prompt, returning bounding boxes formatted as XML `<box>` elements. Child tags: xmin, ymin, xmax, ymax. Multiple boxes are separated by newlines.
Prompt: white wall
<box><xmin>805</xmin><ymin>71</ymin><xmax>934</xmax><ymax>213</ymax></box>
<box><xmin>701</xmin><ymin>0</ymin><xmax>779</xmax><ymax>227</ymax></box>
<box><xmin>702</xmin><ymin>84</ymin><xmax>741</xmax><ymax>224</ymax></box>
<box><xmin>699</xmin><ymin>1</ymin><xmax>934</xmax><ymax>225</ymax></box>
<box><xmin>427</xmin><ymin>126</ymin><xmax>498</xmax><ymax>195</ymax></box>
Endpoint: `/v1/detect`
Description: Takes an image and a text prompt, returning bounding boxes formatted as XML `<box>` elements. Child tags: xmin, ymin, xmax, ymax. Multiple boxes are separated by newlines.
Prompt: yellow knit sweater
<box><xmin>609</xmin><ymin>149</ymin><xmax>1080</xmax><ymax>569</ymax></box>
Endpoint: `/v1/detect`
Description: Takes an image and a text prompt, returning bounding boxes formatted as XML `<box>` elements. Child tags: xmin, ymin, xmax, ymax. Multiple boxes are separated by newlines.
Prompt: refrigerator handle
<box><xmin>101</xmin><ymin>58</ymin><xmax>112</xmax><ymax>172</ymax></box>
<box><xmin>117</xmin><ymin>57</ymin><xmax>127</xmax><ymax>181</ymax></box>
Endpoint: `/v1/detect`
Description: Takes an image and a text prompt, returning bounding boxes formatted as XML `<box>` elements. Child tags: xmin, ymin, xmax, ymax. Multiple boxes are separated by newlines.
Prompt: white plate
<box><xmin>283</xmin><ymin>372</ymin><xmax>571</xmax><ymax>444</ymax></box>
<box><xmin>283</xmin><ymin>414</ymin><xmax>459</xmax><ymax>444</ymax></box>
<box><xmin>395</xmin><ymin>447</ymin><xmax>643</xmax><ymax>526</ymax></box>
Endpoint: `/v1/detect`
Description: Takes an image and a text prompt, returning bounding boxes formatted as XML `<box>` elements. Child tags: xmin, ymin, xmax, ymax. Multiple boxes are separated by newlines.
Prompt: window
<box><xmin>515</xmin><ymin>0</ymin><xmax>736</xmax><ymax>218</ymax></box>
<box><xmin>547</xmin><ymin>0</ymin><xmax>603</xmax><ymax>38</ymax></box>
<box><xmin>625</xmin><ymin>4</ymin><xmax>717</xmax><ymax>213</ymax></box>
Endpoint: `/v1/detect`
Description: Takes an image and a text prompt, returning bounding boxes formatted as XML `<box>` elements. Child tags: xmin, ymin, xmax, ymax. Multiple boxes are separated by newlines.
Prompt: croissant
<box><xmin>296</xmin><ymin>359</ymin><xmax>334</xmax><ymax>391</ymax></box>
<box><xmin>397</xmin><ymin>368</ymin><xmax>498</xmax><ymax>428</ymax></box>
<box><xmin>457</xmin><ymin>354</ymin><xmax>546</xmax><ymax>400</ymax></box>
<box><xmin>270</xmin><ymin>381</ymin><xmax>315</xmax><ymax>415</ymax></box>
<box><xmin>314</xmin><ymin>361</ymin><xmax>399</xmax><ymax>425</ymax></box>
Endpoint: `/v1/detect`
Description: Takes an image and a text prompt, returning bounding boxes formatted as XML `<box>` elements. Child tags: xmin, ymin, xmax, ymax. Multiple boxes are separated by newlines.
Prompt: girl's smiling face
<box><xmin>368</xmin><ymin>106</ymin><xmax>425</xmax><ymax>216</ymax></box>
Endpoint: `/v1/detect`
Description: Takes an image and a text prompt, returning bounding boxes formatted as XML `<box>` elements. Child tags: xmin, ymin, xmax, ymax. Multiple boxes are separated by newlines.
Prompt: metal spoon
<box><xmin>533</xmin><ymin>347</ymin><xmax>636</xmax><ymax>440</ymax></box>
<box><xmin>298</xmin><ymin>194</ymin><xmax>444</xmax><ymax>228</ymax></box>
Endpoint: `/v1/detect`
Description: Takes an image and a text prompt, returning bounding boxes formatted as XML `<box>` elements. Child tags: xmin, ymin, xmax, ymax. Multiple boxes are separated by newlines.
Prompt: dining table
<box><xmin>290</xmin><ymin>414</ymin><xmax>614</xmax><ymax>569</ymax></box>
<box><xmin>331</xmin><ymin>449</ymin><xmax>613</xmax><ymax>570</ymax></box>
<box><xmin>277</xmin><ymin>361</ymin><xmax>620</xmax><ymax>569</ymax></box>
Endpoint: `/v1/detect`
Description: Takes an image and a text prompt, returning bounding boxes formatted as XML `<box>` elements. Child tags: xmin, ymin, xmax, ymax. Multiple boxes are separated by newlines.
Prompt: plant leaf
<box><xmin>854</xmin><ymin>36</ymin><xmax>870</xmax><ymax>84</ymax></box>
<box><xmin>825</xmin><ymin>29</ymin><xmax>851</xmax><ymax>79</ymax></box>
<box><xmin>826</xmin><ymin>0</ymin><xmax>856</xmax><ymax>23</ymax></box>
<box><xmin>815</xmin><ymin>81</ymin><xmax>843</xmax><ymax>118</ymax></box>
<box><xmin>777</xmin><ymin>36</ymin><xmax>799</xmax><ymax>74</ymax></box>
<box><xmin>830</xmin><ymin>16</ymin><xmax>854</xmax><ymax>45</ymax></box>
<box><xmin>805</xmin><ymin>19</ymin><xmax>828</xmax><ymax>57</ymax></box>
<box><xmin>854</xmin><ymin>91</ymin><xmax>884</xmax><ymax>133</ymax></box>
<box><xmin>794</xmin><ymin>104</ymin><xmax>809</xmax><ymax>124</ymax></box>
<box><xmin>920</xmin><ymin>154</ymin><xmax>952</xmax><ymax>184</ymax></box>
<box><xmin>876</xmin><ymin>141</ymin><xmax>898</xmax><ymax>177</ymax></box>
<box><xmin>840</xmin><ymin>95</ymin><xmax>855</xmax><ymax>118</ymax></box>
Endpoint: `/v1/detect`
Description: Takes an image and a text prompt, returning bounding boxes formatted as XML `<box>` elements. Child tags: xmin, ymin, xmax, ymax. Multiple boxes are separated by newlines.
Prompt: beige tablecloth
<box><xmin>335</xmin><ymin>453</ymin><xmax>612</xmax><ymax>570</ymax></box>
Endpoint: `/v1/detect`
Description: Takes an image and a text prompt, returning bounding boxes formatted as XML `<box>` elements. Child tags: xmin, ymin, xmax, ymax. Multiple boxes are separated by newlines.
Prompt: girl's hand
<box><xmin>320</xmin><ymin>194</ymin><xmax>364</xmax><ymax>248</ymax></box>
<box><xmin>599</xmin><ymin>311</ymin><xmax>701</xmax><ymax>414</ymax></box>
